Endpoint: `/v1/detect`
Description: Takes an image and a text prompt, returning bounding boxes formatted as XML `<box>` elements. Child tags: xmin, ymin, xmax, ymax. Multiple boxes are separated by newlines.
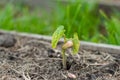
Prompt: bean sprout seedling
<box><xmin>51</xmin><ymin>26</ymin><xmax>80</xmax><ymax>69</ymax></box>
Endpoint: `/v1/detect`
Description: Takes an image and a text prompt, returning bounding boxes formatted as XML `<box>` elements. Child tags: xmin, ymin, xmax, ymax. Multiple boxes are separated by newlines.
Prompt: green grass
<box><xmin>101</xmin><ymin>11</ymin><xmax>120</xmax><ymax>45</ymax></box>
<box><xmin>0</xmin><ymin>4</ymin><xmax>52</xmax><ymax>35</ymax></box>
<box><xmin>53</xmin><ymin>1</ymin><xmax>100</xmax><ymax>41</ymax></box>
<box><xmin>0</xmin><ymin>1</ymin><xmax>120</xmax><ymax>45</ymax></box>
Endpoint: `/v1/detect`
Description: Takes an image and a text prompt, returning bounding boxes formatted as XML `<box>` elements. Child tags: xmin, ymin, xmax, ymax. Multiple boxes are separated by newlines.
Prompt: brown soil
<box><xmin>0</xmin><ymin>33</ymin><xmax>120</xmax><ymax>80</ymax></box>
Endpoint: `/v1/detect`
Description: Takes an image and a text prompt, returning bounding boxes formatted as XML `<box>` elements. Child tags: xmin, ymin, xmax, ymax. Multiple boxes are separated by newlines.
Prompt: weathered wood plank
<box><xmin>0</xmin><ymin>30</ymin><xmax>120</xmax><ymax>54</ymax></box>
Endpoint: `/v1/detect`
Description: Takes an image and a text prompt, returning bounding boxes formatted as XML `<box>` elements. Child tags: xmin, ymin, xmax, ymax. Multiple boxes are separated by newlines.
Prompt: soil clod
<box><xmin>47</xmin><ymin>48</ymin><xmax>55</xmax><ymax>57</ymax></box>
<box><xmin>0</xmin><ymin>34</ymin><xmax>16</xmax><ymax>48</ymax></box>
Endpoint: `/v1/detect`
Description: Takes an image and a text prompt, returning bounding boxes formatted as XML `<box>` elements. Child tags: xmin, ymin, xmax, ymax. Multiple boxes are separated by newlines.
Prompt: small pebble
<box><xmin>67</xmin><ymin>72</ymin><xmax>77</xmax><ymax>79</ymax></box>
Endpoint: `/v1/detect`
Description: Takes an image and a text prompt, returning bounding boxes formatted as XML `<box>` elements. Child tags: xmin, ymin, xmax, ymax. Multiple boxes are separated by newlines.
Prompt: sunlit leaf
<box><xmin>52</xmin><ymin>25</ymin><xmax>65</xmax><ymax>48</ymax></box>
<box><xmin>72</xmin><ymin>33</ymin><xmax>80</xmax><ymax>54</ymax></box>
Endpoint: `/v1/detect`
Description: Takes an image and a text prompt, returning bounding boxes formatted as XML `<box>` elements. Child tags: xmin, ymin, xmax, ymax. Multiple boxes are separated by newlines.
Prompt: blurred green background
<box><xmin>0</xmin><ymin>0</ymin><xmax>120</xmax><ymax>45</ymax></box>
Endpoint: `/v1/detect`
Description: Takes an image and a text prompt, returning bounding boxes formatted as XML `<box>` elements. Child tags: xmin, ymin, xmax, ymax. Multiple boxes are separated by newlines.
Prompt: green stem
<box><xmin>63</xmin><ymin>34</ymin><xmax>67</xmax><ymax>43</ymax></box>
<box><xmin>62</xmin><ymin>34</ymin><xmax>67</xmax><ymax>69</ymax></box>
<box><xmin>62</xmin><ymin>49</ymin><xmax>66</xmax><ymax>69</ymax></box>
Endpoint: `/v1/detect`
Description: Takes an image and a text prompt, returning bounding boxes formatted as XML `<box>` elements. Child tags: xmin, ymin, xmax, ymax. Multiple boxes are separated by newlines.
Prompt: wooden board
<box><xmin>0</xmin><ymin>30</ymin><xmax>120</xmax><ymax>54</ymax></box>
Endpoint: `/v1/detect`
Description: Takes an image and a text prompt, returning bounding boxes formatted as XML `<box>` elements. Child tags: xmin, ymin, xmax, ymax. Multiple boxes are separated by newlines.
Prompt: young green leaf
<box><xmin>52</xmin><ymin>26</ymin><xmax>65</xmax><ymax>48</ymax></box>
<box><xmin>72</xmin><ymin>33</ymin><xmax>80</xmax><ymax>54</ymax></box>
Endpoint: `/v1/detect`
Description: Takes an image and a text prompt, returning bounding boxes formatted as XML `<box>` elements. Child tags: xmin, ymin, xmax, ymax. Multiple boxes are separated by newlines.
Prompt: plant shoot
<box><xmin>51</xmin><ymin>26</ymin><xmax>80</xmax><ymax>69</ymax></box>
